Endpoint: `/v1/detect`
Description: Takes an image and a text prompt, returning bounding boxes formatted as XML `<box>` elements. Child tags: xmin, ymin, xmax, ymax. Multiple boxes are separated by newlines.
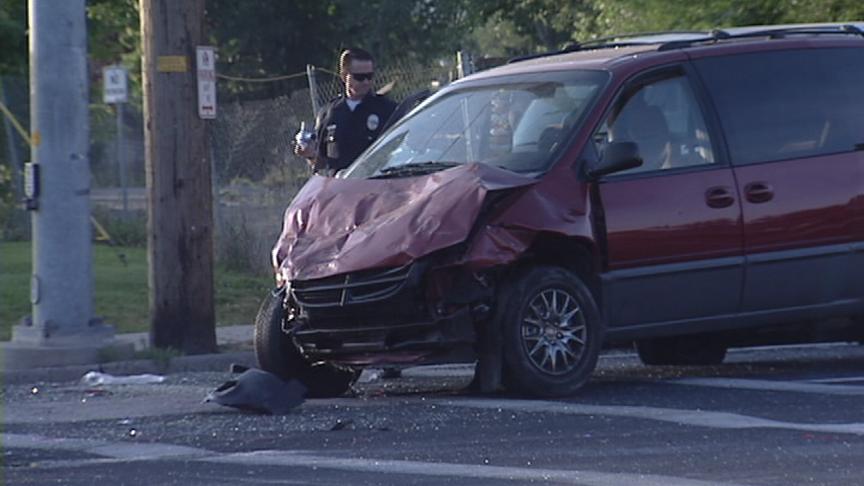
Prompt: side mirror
<box><xmin>587</xmin><ymin>141</ymin><xmax>643</xmax><ymax>178</ymax></box>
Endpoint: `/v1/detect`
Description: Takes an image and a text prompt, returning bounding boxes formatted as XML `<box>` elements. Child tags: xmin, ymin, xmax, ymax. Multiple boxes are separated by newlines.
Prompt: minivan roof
<box><xmin>465</xmin><ymin>22</ymin><xmax>864</xmax><ymax>81</ymax></box>
<box><xmin>584</xmin><ymin>22</ymin><xmax>864</xmax><ymax>46</ymax></box>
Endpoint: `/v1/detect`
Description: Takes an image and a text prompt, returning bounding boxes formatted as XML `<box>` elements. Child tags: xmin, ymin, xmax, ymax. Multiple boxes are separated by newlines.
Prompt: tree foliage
<box><xmin>1</xmin><ymin>0</ymin><xmax>862</xmax><ymax>95</ymax></box>
<box><xmin>88</xmin><ymin>0</ymin><xmax>140</xmax><ymax>65</ymax></box>
<box><xmin>0</xmin><ymin>1</ymin><xmax>27</xmax><ymax>75</ymax></box>
<box><xmin>587</xmin><ymin>0</ymin><xmax>864</xmax><ymax>36</ymax></box>
<box><xmin>206</xmin><ymin>0</ymin><xmax>472</xmax><ymax>99</ymax></box>
<box><xmin>467</xmin><ymin>0</ymin><xmax>864</xmax><ymax>55</ymax></box>
<box><xmin>468</xmin><ymin>0</ymin><xmax>599</xmax><ymax>52</ymax></box>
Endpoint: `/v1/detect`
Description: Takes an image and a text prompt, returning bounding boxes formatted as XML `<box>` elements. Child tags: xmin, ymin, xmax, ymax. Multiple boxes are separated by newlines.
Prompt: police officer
<box><xmin>295</xmin><ymin>48</ymin><xmax>397</xmax><ymax>175</ymax></box>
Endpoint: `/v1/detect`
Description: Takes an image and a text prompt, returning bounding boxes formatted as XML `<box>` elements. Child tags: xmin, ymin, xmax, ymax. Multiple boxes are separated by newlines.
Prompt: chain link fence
<box><xmin>0</xmin><ymin>57</ymin><xmax>454</xmax><ymax>275</ymax></box>
<box><xmin>0</xmin><ymin>76</ymin><xmax>30</xmax><ymax>242</ymax></box>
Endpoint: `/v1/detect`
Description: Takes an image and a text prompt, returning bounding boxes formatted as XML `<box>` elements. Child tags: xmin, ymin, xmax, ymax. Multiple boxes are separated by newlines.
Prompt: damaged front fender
<box><xmin>273</xmin><ymin>161</ymin><xmax>596</xmax><ymax>284</ymax></box>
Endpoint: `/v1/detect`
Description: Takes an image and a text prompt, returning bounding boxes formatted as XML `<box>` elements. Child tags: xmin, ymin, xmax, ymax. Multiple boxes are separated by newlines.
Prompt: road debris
<box><xmin>329</xmin><ymin>419</ymin><xmax>355</xmax><ymax>431</ymax></box>
<box><xmin>204</xmin><ymin>367</ymin><xmax>305</xmax><ymax>415</ymax></box>
<box><xmin>356</xmin><ymin>369</ymin><xmax>381</xmax><ymax>384</ymax></box>
<box><xmin>80</xmin><ymin>371</ymin><xmax>166</xmax><ymax>386</ymax></box>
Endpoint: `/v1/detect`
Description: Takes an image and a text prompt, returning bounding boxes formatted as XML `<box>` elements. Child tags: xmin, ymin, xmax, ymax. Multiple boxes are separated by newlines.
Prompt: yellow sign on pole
<box><xmin>157</xmin><ymin>55</ymin><xmax>188</xmax><ymax>73</ymax></box>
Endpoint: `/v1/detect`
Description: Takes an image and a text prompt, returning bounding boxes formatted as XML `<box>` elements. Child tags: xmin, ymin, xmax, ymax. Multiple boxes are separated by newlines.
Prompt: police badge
<box><xmin>366</xmin><ymin>114</ymin><xmax>380</xmax><ymax>131</ymax></box>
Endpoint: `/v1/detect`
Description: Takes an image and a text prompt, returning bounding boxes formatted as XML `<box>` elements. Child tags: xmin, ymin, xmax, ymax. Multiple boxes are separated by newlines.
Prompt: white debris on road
<box><xmin>80</xmin><ymin>371</ymin><xmax>166</xmax><ymax>386</ymax></box>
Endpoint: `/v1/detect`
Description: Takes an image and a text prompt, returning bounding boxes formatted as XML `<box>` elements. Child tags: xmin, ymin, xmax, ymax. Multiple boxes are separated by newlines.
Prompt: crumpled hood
<box><xmin>273</xmin><ymin>164</ymin><xmax>537</xmax><ymax>282</ymax></box>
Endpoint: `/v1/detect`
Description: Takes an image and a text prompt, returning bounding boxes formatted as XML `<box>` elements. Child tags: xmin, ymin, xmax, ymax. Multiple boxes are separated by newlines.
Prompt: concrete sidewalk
<box><xmin>2</xmin><ymin>324</ymin><xmax>478</xmax><ymax>386</ymax></box>
<box><xmin>116</xmin><ymin>324</ymin><xmax>255</xmax><ymax>352</ymax></box>
<box><xmin>2</xmin><ymin>325</ymin><xmax>258</xmax><ymax>386</ymax></box>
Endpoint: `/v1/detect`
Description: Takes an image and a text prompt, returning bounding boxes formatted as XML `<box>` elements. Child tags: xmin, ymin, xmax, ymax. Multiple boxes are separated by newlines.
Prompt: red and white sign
<box><xmin>196</xmin><ymin>46</ymin><xmax>217</xmax><ymax>119</ymax></box>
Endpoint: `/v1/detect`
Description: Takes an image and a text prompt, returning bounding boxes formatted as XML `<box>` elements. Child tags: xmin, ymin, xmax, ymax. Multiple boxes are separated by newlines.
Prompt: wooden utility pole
<box><xmin>140</xmin><ymin>0</ymin><xmax>216</xmax><ymax>354</ymax></box>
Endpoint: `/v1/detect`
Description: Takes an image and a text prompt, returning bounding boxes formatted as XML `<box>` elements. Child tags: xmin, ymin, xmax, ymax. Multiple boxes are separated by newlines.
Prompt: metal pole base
<box><xmin>2</xmin><ymin>318</ymin><xmax>135</xmax><ymax>370</ymax></box>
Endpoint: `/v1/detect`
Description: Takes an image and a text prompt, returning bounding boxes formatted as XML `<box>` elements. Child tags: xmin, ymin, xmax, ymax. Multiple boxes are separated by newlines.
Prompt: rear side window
<box><xmin>694</xmin><ymin>47</ymin><xmax>864</xmax><ymax>165</ymax></box>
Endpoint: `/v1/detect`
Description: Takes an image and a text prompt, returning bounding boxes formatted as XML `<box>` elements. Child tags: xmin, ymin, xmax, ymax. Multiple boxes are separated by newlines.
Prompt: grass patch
<box><xmin>0</xmin><ymin>241</ymin><xmax>273</xmax><ymax>341</ymax></box>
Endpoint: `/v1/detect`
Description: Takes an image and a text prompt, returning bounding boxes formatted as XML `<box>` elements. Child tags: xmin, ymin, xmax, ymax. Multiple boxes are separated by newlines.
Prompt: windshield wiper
<box><xmin>371</xmin><ymin>161</ymin><xmax>461</xmax><ymax>178</ymax></box>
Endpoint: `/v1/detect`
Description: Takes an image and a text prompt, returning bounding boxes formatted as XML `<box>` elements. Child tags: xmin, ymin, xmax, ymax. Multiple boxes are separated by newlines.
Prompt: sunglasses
<box><xmin>350</xmin><ymin>72</ymin><xmax>374</xmax><ymax>81</ymax></box>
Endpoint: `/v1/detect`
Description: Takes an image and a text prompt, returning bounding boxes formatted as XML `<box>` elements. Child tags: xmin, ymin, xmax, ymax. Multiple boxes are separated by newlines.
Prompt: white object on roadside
<box><xmin>80</xmin><ymin>371</ymin><xmax>166</xmax><ymax>387</ymax></box>
<box><xmin>356</xmin><ymin>369</ymin><xmax>381</xmax><ymax>384</ymax></box>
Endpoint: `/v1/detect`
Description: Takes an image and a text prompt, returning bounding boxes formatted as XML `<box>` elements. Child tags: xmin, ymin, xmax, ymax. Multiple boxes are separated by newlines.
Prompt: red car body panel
<box><xmin>272</xmin><ymin>164</ymin><xmax>538</xmax><ymax>282</ymax></box>
<box><xmin>858</xmin><ymin>155</ymin><xmax>864</xmax><ymax>243</ymax></box>
<box><xmin>733</xmin><ymin>154</ymin><xmax>860</xmax><ymax>253</ymax></box>
<box><xmin>599</xmin><ymin>168</ymin><xmax>743</xmax><ymax>269</ymax></box>
<box><xmin>462</xmin><ymin>173</ymin><xmax>597</xmax><ymax>267</ymax></box>
<box><xmin>273</xmin><ymin>160</ymin><xmax>601</xmax><ymax>282</ymax></box>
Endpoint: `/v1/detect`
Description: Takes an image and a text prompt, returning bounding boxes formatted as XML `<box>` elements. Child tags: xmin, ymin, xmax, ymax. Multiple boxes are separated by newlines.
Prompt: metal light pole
<box><xmin>4</xmin><ymin>0</ymin><xmax>131</xmax><ymax>368</ymax></box>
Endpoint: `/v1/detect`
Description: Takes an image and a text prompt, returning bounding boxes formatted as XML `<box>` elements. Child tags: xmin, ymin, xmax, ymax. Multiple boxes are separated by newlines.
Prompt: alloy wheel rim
<box><xmin>520</xmin><ymin>287</ymin><xmax>587</xmax><ymax>375</ymax></box>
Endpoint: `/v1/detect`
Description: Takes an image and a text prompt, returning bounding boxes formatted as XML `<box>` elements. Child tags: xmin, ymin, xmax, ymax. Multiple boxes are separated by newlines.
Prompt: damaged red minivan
<box><xmin>256</xmin><ymin>23</ymin><xmax>864</xmax><ymax>397</ymax></box>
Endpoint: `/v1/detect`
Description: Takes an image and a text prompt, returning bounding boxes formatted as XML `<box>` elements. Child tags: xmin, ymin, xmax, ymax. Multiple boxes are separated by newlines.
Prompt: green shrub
<box><xmin>91</xmin><ymin>206</ymin><xmax>147</xmax><ymax>247</ymax></box>
<box><xmin>217</xmin><ymin>214</ymin><xmax>256</xmax><ymax>272</ymax></box>
<box><xmin>0</xmin><ymin>164</ymin><xmax>14</xmax><ymax>234</ymax></box>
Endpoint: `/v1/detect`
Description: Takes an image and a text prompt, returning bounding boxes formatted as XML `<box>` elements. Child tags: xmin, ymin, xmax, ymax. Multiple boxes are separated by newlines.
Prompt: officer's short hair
<box><xmin>339</xmin><ymin>48</ymin><xmax>375</xmax><ymax>78</ymax></box>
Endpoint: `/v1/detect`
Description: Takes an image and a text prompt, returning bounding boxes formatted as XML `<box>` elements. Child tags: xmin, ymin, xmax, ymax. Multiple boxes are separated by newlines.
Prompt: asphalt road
<box><xmin>5</xmin><ymin>343</ymin><xmax>864</xmax><ymax>485</ymax></box>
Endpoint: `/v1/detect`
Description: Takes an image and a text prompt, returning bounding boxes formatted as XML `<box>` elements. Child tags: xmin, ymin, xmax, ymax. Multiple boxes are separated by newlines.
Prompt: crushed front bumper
<box><xmin>286</xmin><ymin>263</ymin><xmax>482</xmax><ymax>365</ymax></box>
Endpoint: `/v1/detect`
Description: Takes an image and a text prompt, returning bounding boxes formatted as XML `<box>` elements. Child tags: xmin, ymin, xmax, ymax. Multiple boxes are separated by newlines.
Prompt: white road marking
<box><xmin>4</xmin><ymin>433</ymin><xmax>211</xmax><ymax>461</ymax></box>
<box><xmin>3</xmin><ymin>433</ymin><xmax>747</xmax><ymax>485</ymax></box>
<box><xmin>4</xmin><ymin>385</ymin><xmax>216</xmax><ymax>425</ymax></box>
<box><xmin>209</xmin><ymin>450</ymin><xmax>748</xmax><ymax>486</ymax></box>
<box><xmin>806</xmin><ymin>376</ymin><xmax>864</xmax><ymax>384</ymax></box>
<box><xmin>443</xmin><ymin>399</ymin><xmax>864</xmax><ymax>436</ymax></box>
<box><xmin>668</xmin><ymin>377</ymin><xmax>864</xmax><ymax>396</ymax></box>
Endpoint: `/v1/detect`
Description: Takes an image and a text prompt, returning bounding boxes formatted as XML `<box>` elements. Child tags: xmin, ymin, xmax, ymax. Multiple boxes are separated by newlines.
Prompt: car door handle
<box><xmin>705</xmin><ymin>186</ymin><xmax>735</xmax><ymax>208</ymax></box>
<box><xmin>744</xmin><ymin>182</ymin><xmax>774</xmax><ymax>203</ymax></box>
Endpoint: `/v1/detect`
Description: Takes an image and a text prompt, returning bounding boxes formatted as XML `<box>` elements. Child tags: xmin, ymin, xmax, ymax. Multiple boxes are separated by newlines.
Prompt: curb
<box><xmin>2</xmin><ymin>350</ymin><xmax>256</xmax><ymax>386</ymax></box>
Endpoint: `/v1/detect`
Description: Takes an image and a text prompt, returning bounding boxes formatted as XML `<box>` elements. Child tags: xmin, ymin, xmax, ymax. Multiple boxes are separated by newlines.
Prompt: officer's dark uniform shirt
<box><xmin>313</xmin><ymin>92</ymin><xmax>397</xmax><ymax>173</ymax></box>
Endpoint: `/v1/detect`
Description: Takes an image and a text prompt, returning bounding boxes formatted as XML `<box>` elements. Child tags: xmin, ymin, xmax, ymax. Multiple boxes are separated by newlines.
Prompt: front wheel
<box><xmin>253</xmin><ymin>289</ymin><xmax>357</xmax><ymax>398</ymax></box>
<box><xmin>500</xmin><ymin>266</ymin><xmax>604</xmax><ymax>397</ymax></box>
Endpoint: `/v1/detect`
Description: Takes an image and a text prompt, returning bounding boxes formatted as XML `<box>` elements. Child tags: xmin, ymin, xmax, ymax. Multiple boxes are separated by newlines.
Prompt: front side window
<box><xmin>694</xmin><ymin>47</ymin><xmax>864</xmax><ymax>165</ymax></box>
<box><xmin>342</xmin><ymin>70</ymin><xmax>609</xmax><ymax>179</ymax></box>
<box><xmin>592</xmin><ymin>74</ymin><xmax>716</xmax><ymax>175</ymax></box>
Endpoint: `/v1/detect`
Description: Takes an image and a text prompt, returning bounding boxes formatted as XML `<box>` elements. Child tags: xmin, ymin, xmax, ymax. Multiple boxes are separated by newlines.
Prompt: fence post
<box><xmin>456</xmin><ymin>51</ymin><xmax>475</xmax><ymax>79</ymax></box>
<box><xmin>306</xmin><ymin>64</ymin><xmax>321</xmax><ymax>118</ymax></box>
<box><xmin>116</xmin><ymin>102</ymin><xmax>128</xmax><ymax>214</ymax></box>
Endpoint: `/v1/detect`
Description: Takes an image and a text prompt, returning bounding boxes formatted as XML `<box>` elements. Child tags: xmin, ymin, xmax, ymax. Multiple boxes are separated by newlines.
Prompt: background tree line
<box><xmin>0</xmin><ymin>0</ymin><xmax>862</xmax><ymax>213</ymax></box>
<box><xmin>2</xmin><ymin>0</ymin><xmax>863</xmax><ymax>99</ymax></box>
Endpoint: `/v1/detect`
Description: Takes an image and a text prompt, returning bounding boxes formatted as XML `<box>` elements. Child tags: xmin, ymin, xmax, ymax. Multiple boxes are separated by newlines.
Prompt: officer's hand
<box><xmin>293</xmin><ymin>143</ymin><xmax>317</xmax><ymax>159</ymax></box>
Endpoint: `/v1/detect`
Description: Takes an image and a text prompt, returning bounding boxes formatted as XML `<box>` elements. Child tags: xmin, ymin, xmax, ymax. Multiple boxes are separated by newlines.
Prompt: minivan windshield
<box><xmin>342</xmin><ymin>70</ymin><xmax>609</xmax><ymax>179</ymax></box>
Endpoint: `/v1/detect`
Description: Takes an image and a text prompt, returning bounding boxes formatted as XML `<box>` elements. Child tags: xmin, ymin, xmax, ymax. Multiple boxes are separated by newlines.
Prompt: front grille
<box><xmin>292</xmin><ymin>264</ymin><xmax>414</xmax><ymax>308</ymax></box>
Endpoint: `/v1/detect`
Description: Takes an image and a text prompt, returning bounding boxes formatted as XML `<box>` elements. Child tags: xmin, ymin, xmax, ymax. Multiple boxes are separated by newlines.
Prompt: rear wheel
<box><xmin>500</xmin><ymin>266</ymin><xmax>603</xmax><ymax>397</ymax></box>
<box><xmin>635</xmin><ymin>335</ymin><xmax>727</xmax><ymax>366</ymax></box>
<box><xmin>254</xmin><ymin>289</ymin><xmax>357</xmax><ymax>397</ymax></box>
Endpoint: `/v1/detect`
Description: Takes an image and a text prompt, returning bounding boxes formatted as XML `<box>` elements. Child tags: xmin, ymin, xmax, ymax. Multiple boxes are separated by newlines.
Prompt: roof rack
<box><xmin>507</xmin><ymin>44</ymin><xmax>581</xmax><ymax>64</ymax></box>
<box><xmin>581</xmin><ymin>30</ymin><xmax>712</xmax><ymax>47</ymax></box>
<box><xmin>506</xmin><ymin>32</ymin><xmax>706</xmax><ymax>64</ymax></box>
<box><xmin>658</xmin><ymin>23</ymin><xmax>864</xmax><ymax>50</ymax></box>
<box><xmin>507</xmin><ymin>23</ymin><xmax>864</xmax><ymax>64</ymax></box>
